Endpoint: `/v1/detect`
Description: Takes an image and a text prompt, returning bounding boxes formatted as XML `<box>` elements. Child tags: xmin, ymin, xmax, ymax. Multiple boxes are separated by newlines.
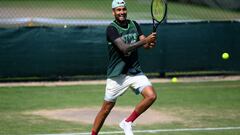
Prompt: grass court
<box><xmin>0</xmin><ymin>80</ymin><xmax>240</xmax><ymax>134</ymax></box>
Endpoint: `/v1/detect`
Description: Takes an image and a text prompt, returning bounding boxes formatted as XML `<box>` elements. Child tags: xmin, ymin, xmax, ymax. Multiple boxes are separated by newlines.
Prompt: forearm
<box><xmin>113</xmin><ymin>38</ymin><xmax>147</xmax><ymax>54</ymax></box>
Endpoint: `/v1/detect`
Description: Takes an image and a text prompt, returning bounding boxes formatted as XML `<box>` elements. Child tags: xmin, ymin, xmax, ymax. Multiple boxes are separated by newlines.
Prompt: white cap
<box><xmin>112</xmin><ymin>0</ymin><xmax>126</xmax><ymax>9</ymax></box>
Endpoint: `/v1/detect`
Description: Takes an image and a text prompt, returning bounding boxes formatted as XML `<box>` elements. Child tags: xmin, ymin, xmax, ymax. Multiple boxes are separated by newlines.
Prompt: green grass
<box><xmin>0</xmin><ymin>80</ymin><xmax>240</xmax><ymax>134</ymax></box>
<box><xmin>168</xmin><ymin>2</ymin><xmax>240</xmax><ymax>20</ymax></box>
<box><xmin>0</xmin><ymin>0</ymin><xmax>239</xmax><ymax>20</ymax></box>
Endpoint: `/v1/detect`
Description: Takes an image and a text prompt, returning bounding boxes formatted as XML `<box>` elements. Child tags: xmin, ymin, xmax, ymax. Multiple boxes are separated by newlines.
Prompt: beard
<box><xmin>115</xmin><ymin>14</ymin><xmax>127</xmax><ymax>23</ymax></box>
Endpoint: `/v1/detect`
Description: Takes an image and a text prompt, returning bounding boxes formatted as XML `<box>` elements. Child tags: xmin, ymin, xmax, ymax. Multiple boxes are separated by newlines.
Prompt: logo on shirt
<box><xmin>122</xmin><ymin>33</ymin><xmax>137</xmax><ymax>44</ymax></box>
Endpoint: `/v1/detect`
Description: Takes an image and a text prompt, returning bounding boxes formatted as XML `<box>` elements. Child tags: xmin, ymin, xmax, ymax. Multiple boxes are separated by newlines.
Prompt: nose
<box><xmin>119</xmin><ymin>9</ymin><xmax>125</xmax><ymax>14</ymax></box>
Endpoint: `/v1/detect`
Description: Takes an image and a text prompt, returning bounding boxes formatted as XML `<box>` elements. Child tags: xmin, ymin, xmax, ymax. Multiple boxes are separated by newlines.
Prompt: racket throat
<box><xmin>152</xmin><ymin>20</ymin><xmax>157</xmax><ymax>32</ymax></box>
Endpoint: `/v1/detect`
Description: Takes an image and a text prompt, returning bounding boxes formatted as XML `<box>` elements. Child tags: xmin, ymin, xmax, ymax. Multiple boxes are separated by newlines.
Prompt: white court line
<box><xmin>35</xmin><ymin>126</ymin><xmax>240</xmax><ymax>135</ymax></box>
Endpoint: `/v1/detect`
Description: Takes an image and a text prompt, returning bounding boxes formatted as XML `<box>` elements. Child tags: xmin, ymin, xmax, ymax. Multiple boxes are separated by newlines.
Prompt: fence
<box><xmin>0</xmin><ymin>0</ymin><xmax>239</xmax><ymax>27</ymax></box>
<box><xmin>0</xmin><ymin>0</ymin><xmax>239</xmax><ymax>79</ymax></box>
<box><xmin>0</xmin><ymin>21</ymin><xmax>239</xmax><ymax>79</ymax></box>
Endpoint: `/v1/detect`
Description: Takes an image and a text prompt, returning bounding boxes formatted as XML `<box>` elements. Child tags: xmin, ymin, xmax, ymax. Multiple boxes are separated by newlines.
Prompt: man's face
<box><xmin>112</xmin><ymin>6</ymin><xmax>127</xmax><ymax>22</ymax></box>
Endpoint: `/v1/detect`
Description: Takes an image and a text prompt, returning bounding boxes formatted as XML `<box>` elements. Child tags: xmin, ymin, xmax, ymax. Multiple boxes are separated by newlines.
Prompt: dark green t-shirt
<box><xmin>106</xmin><ymin>20</ymin><xmax>143</xmax><ymax>78</ymax></box>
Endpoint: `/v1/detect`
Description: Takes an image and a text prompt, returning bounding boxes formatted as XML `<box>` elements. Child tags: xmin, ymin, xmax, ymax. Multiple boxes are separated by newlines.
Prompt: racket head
<box><xmin>151</xmin><ymin>0</ymin><xmax>167</xmax><ymax>31</ymax></box>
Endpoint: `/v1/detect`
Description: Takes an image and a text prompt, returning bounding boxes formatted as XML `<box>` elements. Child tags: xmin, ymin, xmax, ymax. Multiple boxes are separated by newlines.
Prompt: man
<box><xmin>91</xmin><ymin>0</ymin><xmax>157</xmax><ymax>135</ymax></box>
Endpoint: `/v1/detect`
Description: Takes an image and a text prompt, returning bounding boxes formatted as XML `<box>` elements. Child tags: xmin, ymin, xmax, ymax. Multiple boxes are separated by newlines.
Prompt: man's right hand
<box><xmin>143</xmin><ymin>33</ymin><xmax>156</xmax><ymax>49</ymax></box>
<box><xmin>145</xmin><ymin>32</ymin><xmax>156</xmax><ymax>44</ymax></box>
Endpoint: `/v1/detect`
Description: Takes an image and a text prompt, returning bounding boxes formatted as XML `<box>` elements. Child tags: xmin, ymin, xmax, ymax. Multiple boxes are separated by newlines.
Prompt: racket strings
<box><xmin>152</xmin><ymin>0</ymin><xmax>165</xmax><ymax>21</ymax></box>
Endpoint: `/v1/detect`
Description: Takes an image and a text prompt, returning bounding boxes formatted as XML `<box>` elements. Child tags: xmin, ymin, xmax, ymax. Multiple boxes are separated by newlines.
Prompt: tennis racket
<box><xmin>151</xmin><ymin>0</ymin><xmax>167</xmax><ymax>32</ymax></box>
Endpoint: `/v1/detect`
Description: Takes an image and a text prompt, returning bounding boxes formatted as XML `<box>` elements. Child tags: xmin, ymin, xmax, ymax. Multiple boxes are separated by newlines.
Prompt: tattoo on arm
<box><xmin>113</xmin><ymin>38</ymin><xmax>146</xmax><ymax>55</ymax></box>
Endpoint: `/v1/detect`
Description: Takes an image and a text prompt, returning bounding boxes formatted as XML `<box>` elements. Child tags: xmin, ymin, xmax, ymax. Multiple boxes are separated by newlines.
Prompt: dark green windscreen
<box><xmin>0</xmin><ymin>21</ymin><xmax>239</xmax><ymax>78</ymax></box>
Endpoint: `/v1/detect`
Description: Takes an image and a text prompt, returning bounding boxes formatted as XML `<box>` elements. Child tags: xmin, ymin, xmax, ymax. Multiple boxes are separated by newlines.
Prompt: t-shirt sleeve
<box><xmin>106</xmin><ymin>26</ymin><xmax>121</xmax><ymax>42</ymax></box>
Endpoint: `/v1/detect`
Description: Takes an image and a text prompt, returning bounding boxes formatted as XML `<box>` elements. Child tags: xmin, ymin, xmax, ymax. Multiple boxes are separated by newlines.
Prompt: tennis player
<box><xmin>91</xmin><ymin>0</ymin><xmax>157</xmax><ymax>135</ymax></box>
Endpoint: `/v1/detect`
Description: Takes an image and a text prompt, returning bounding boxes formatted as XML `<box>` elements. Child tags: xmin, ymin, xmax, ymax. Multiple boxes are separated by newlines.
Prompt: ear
<box><xmin>112</xmin><ymin>9</ymin><xmax>115</xmax><ymax>16</ymax></box>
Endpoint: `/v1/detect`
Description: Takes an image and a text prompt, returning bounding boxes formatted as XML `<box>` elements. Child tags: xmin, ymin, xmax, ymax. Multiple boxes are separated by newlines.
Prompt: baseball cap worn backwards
<box><xmin>112</xmin><ymin>0</ymin><xmax>126</xmax><ymax>9</ymax></box>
